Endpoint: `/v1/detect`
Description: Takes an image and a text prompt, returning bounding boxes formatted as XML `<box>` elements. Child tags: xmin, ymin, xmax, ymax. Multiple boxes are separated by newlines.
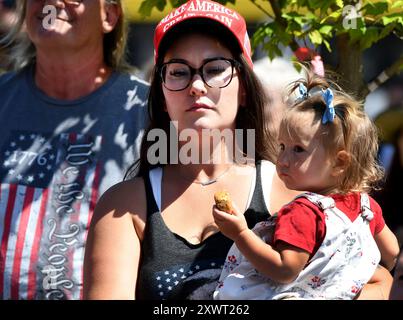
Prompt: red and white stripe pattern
<box><xmin>0</xmin><ymin>132</ymin><xmax>101</xmax><ymax>299</ymax></box>
<box><xmin>0</xmin><ymin>184</ymin><xmax>51</xmax><ymax>299</ymax></box>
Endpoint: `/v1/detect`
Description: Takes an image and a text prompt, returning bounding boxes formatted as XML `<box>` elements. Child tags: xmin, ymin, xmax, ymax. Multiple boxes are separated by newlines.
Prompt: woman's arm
<box><xmin>355</xmin><ymin>265</ymin><xmax>393</xmax><ymax>300</ymax></box>
<box><xmin>83</xmin><ymin>179</ymin><xmax>146</xmax><ymax>299</ymax></box>
<box><xmin>390</xmin><ymin>249</ymin><xmax>403</xmax><ymax>300</ymax></box>
<box><xmin>374</xmin><ymin>224</ymin><xmax>400</xmax><ymax>271</ymax></box>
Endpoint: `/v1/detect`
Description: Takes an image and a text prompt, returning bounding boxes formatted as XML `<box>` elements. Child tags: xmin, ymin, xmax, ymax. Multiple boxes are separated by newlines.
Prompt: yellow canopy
<box><xmin>122</xmin><ymin>0</ymin><xmax>402</xmax><ymax>22</ymax></box>
<box><xmin>122</xmin><ymin>0</ymin><xmax>269</xmax><ymax>22</ymax></box>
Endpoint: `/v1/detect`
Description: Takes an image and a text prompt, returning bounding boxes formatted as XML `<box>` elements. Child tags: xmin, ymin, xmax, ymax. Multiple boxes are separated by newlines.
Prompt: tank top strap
<box><xmin>143</xmin><ymin>167</ymin><xmax>162</xmax><ymax>216</ymax></box>
<box><xmin>244</xmin><ymin>160</ymin><xmax>271</xmax><ymax>228</ymax></box>
<box><xmin>260</xmin><ymin>160</ymin><xmax>275</xmax><ymax>208</ymax></box>
<box><xmin>296</xmin><ymin>192</ymin><xmax>359</xmax><ymax>226</ymax></box>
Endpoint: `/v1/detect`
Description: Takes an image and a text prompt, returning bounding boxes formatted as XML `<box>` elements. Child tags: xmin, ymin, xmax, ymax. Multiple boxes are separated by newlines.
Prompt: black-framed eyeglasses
<box><xmin>159</xmin><ymin>57</ymin><xmax>240</xmax><ymax>92</ymax></box>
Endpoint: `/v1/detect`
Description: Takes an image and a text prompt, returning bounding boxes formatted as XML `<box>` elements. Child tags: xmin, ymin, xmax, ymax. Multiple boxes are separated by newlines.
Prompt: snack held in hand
<box><xmin>214</xmin><ymin>191</ymin><xmax>234</xmax><ymax>213</ymax></box>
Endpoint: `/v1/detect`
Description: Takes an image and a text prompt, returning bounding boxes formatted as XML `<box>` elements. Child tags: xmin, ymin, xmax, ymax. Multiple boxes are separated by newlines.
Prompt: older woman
<box><xmin>0</xmin><ymin>0</ymin><xmax>148</xmax><ymax>300</ymax></box>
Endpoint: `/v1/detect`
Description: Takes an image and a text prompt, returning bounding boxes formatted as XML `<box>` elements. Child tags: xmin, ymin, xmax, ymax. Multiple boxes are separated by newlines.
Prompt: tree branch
<box><xmin>249</xmin><ymin>0</ymin><xmax>274</xmax><ymax>20</ymax></box>
<box><xmin>367</xmin><ymin>55</ymin><xmax>403</xmax><ymax>94</ymax></box>
<box><xmin>267</xmin><ymin>0</ymin><xmax>300</xmax><ymax>51</ymax></box>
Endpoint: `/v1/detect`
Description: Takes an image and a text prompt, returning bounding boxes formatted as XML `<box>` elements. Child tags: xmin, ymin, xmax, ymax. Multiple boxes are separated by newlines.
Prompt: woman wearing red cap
<box><xmin>83</xmin><ymin>0</ymin><xmax>392</xmax><ymax>300</ymax></box>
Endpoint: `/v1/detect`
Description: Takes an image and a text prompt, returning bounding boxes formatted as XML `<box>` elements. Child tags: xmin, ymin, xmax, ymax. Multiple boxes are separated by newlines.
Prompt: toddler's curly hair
<box><xmin>283</xmin><ymin>72</ymin><xmax>384</xmax><ymax>194</ymax></box>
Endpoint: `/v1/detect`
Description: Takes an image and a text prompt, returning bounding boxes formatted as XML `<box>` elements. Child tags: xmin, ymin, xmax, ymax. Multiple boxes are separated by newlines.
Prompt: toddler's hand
<box><xmin>213</xmin><ymin>201</ymin><xmax>248</xmax><ymax>241</ymax></box>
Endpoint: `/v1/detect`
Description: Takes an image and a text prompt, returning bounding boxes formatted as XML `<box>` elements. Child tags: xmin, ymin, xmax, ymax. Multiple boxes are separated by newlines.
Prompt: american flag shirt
<box><xmin>0</xmin><ymin>68</ymin><xmax>148</xmax><ymax>299</ymax></box>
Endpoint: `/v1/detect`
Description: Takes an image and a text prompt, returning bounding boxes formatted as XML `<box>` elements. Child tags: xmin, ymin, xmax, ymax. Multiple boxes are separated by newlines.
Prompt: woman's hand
<box><xmin>390</xmin><ymin>249</ymin><xmax>403</xmax><ymax>300</ymax></box>
<box><xmin>355</xmin><ymin>264</ymin><xmax>393</xmax><ymax>299</ymax></box>
<box><xmin>212</xmin><ymin>203</ymin><xmax>248</xmax><ymax>241</ymax></box>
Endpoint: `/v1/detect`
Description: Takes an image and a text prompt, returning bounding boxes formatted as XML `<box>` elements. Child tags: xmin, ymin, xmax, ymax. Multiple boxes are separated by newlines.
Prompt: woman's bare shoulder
<box><xmin>92</xmin><ymin>177</ymin><xmax>147</xmax><ymax>222</ymax></box>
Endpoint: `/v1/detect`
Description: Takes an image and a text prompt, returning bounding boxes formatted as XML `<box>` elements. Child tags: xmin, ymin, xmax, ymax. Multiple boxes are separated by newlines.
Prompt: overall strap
<box><xmin>360</xmin><ymin>193</ymin><xmax>374</xmax><ymax>221</ymax></box>
<box><xmin>295</xmin><ymin>192</ymin><xmax>352</xmax><ymax>225</ymax></box>
<box><xmin>295</xmin><ymin>192</ymin><xmax>336</xmax><ymax>210</ymax></box>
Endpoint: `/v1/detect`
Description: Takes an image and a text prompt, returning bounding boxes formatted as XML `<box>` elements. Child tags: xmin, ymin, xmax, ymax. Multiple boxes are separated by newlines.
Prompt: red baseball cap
<box><xmin>154</xmin><ymin>0</ymin><xmax>253</xmax><ymax>67</ymax></box>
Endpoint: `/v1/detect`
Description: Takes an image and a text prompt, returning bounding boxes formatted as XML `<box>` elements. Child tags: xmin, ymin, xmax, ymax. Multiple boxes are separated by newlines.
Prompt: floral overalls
<box><xmin>213</xmin><ymin>192</ymin><xmax>381</xmax><ymax>300</ymax></box>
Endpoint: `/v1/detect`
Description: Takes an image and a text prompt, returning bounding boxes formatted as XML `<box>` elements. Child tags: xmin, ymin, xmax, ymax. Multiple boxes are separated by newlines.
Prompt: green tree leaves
<box><xmin>139</xmin><ymin>0</ymin><xmax>402</xmax><ymax>98</ymax></box>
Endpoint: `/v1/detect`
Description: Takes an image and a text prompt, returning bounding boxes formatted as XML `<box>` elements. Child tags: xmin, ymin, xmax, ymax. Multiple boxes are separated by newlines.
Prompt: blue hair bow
<box><xmin>321</xmin><ymin>88</ymin><xmax>335</xmax><ymax>124</ymax></box>
<box><xmin>295</xmin><ymin>84</ymin><xmax>335</xmax><ymax>124</ymax></box>
<box><xmin>297</xmin><ymin>83</ymin><xmax>308</xmax><ymax>100</ymax></box>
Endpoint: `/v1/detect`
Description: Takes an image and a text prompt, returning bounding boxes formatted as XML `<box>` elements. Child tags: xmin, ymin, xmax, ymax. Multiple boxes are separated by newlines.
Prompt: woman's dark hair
<box><xmin>125</xmin><ymin>19</ymin><xmax>276</xmax><ymax>179</ymax></box>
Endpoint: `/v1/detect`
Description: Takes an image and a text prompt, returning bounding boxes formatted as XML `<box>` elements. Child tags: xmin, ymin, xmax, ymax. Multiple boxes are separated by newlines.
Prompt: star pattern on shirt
<box><xmin>154</xmin><ymin>260</ymin><xmax>224</xmax><ymax>299</ymax></box>
<box><xmin>0</xmin><ymin>131</ymin><xmax>57</xmax><ymax>187</ymax></box>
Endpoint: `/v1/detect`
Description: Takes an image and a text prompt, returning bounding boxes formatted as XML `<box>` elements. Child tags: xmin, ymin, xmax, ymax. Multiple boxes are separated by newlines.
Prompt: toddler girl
<box><xmin>213</xmin><ymin>74</ymin><xmax>399</xmax><ymax>300</ymax></box>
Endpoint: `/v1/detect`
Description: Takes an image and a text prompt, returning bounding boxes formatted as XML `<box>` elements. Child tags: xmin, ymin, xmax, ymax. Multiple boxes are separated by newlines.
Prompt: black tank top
<box><xmin>136</xmin><ymin>161</ymin><xmax>270</xmax><ymax>300</ymax></box>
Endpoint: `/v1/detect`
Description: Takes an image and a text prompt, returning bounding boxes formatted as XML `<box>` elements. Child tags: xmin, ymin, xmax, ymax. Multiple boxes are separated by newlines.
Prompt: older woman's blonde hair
<box><xmin>1</xmin><ymin>0</ymin><xmax>130</xmax><ymax>71</ymax></box>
